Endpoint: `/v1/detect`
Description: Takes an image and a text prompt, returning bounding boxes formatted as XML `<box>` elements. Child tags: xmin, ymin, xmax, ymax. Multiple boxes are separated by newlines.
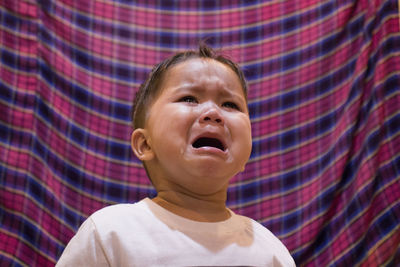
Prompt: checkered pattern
<box><xmin>1</xmin><ymin>0</ymin><xmax>399</xmax><ymax>266</ymax></box>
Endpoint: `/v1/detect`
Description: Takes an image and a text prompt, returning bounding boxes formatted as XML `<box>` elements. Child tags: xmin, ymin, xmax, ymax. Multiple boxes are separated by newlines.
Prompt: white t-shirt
<box><xmin>57</xmin><ymin>198</ymin><xmax>295</xmax><ymax>266</ymax></box>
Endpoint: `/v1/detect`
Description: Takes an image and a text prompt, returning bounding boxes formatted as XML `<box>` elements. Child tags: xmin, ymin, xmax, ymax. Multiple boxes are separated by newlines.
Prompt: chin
<box><xmin>189</xmin><ymin>163</ymin><xmax>240</xmax><ymax>181</ymax></box>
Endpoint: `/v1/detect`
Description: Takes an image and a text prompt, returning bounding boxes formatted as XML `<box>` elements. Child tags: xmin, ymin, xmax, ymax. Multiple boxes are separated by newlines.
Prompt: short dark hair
<box><xmin>132</xmin><ymin>43</ymin><xmax>248</xmax><ymax>129</ymax></box>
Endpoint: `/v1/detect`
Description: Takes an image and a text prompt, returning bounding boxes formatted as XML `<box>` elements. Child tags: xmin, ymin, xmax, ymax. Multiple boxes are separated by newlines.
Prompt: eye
<box><xmin>178</xmin><ymin>96</ymin><xmax>198</xmax><ymax>103</ymax></box>
<box><xmin>222</xmin><ymin>101</ymin><xmax>241</xmax><ymax>111</ymax></box>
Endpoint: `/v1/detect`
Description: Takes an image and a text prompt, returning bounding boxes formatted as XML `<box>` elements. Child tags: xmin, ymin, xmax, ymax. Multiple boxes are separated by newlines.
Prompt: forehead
<box><xmin>160</xmin><ymin>58</ymin><xmax>245</xmax><ymax>96</ymax></box>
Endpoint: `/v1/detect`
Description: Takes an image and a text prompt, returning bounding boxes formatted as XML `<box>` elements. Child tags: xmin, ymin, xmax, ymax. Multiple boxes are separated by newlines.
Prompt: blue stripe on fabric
<box><xmin>0</xmin><ymin>9</ymin><xmax>37</xmax><ymax>33</ymax></box>
<box><xmin>264</xmin><ymin>178</ymin><xmax>338</xmax><ymax>236</ymax></box>
<box><xmin>1</xmin><ymin>162</ymin><xmax>82</xmax><ymax>230</ymax></box>
<box><xmin>240</xmin><ymin>181</ymin><xmax>260</xmax><ymax>203</ymax></box>
<box><xmin>245</xmin><ymin>129</ymin><xmax>351</xmax><ymax>205</ymax></box>
<box><xmin>281</xmin><ymin>170</ymin><xmax>300</xmax><ymax>190</ymax></box>
<box><xmin>36</xmin><ymin>98</ymin><xmax>132</xmax><ymax>160</ymax></box>
<box><xmin>0</xmin><ymin>123</ymin><xmax>33</xmax><ymax>150</ymax></box>
<box><xmin>0</xmin><ymin>257</ymin><xmax>18</xmax><ymax>267</ymax></box>
<box><xmin>381</xmin><ymin>75</ymin><xmax>400</xmax><ymax>99</ymax></box>
<box><xmin>283</xmin><ymin>209</ymin><xmax>302</xmax><ymax>232</ymax></box>
<box><xmin>335</xmin><ymin>205</ymin><xmax>400</xmax><ymax>266</ymax></box>
<box><xmin>1</xmin><ymin>49</ymin><xmax>37</xmax><ymax>73</ymax></box>
<box><xmin>338</xmin><ymin>176</ymin><xmax>392</xmax><ymax>232</ymax></box>
<box><xmin>62</xmin><ymin>0</ymin><xmax>289</xmax><ymax>12</ymax></box>
<box><xmin>248</xmin><ymin>58</ymin><xmax>358</xmax><ymax>120</ymax></box>
<box><xmin>244</xmin><ymin>18</ymin><xmax>364</xmax><ymax>80</ymax></box>
<box><xmin>366</xmin><ymin>36</ymin><xmax>400</xmax><ymax>79</ymax></box>
<box><xmin>338</xmin><ymin>113</ymin><xmax>400</xmax><ymax>190</ymax></box>
<box><xmin>0</xmin><ymin>80</ymin><xmax>36</xmax><ymax>110</ymax></box>
<box><xmin>29</xmin><ymin>134</ymin><xmax>138</xmax><ymax>204</ymax></box>
<box><xmin>38</xmin><ymin>28</ymin><xmax>148</xmax><ymax>83</ymax></box>
<box><xmin>374</xmin><ymin>206</ymin><xmax>400</xmax><ymax>237</ymax></box>
<box><xmin>0</xmin><ymin>81</ymin><xmax>13</xmax><ymax>103</ymax></box>
<box><xmin>39</xmin><ymin>62</ymin><xmax>131</xmax><ymax>121</ymax></box>
<box><xmin>51</xmin><ymin>0</ymin><xmax>350</xmax><ymax>49</ymax></box>
<box><xmin>0</xmin><ymin>163</ymin><xmax>28</xmax><ymax>192</ymax></box>
<box><xmin>146</xmin><ymin>0</ymin><xmax>264</xmax><ymax>11</ymax></box>
<box><xmin>386</xmin><ymin>113</ymin><xmax>400</xmax><ymax>137</ymax></box>
<box><xmin>0</xmin><ymin>206</ymin><xmax>65</xmax><ymax>259</ymax></box>
<box><xmin>251</xmin><ymin>108</ymin><xmax>341</xmax><ymax>158</ymax></box>
<box><xmin>364</xmin><ymin>1</ymin><xmax>399</xmax><ymax>41</ymax></box>
<box><xmin>236</xmin><ymin>130</ymin><xmax>350</xmax><ymax>202</ymax></box>
<box><xmin>0</xmin><ymin>171</ymin><xmax>76</xmax><ymax>258</ymax></box>
<box><xmin>0</xmin><ymin>124</ymin><xmax>11</xmax><ymax>147</ymax></box>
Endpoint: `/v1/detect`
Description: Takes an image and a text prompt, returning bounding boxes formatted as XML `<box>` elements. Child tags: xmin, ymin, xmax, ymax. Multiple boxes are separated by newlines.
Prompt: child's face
<box><xmin>136</xmin><ymin>58</ymin><xmax>252</xmax><ymax>195</ymax></box>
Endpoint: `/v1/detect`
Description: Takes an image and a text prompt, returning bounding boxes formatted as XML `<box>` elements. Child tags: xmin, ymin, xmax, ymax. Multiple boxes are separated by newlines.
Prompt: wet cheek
<box><xmin>158</xmin><ymin>109</ymin><xmax>194</xmax><ymax>141</ymax></box>
<box><xmin>235</xmin><ymin>119</ymin><xmax>252</xmax><ymax>149</ymax></box>
<box><xmin>231</xmin><ymin>115</ymin><xmax>251</xmax><ymax>133</ymax></box>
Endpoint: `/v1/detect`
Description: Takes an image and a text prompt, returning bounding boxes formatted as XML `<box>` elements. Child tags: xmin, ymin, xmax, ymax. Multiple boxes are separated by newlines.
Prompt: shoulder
<box><xmin>87</xmin><ymin>198</ymin><xmax>154</xmax><ymax>233</ymax></box>
<box><xmin>232</xmin><ymin>213</ymin><xmax>275</xmax><ymax>238</ymax></box>
<box><xmin>233</xmin><ymin>214</ymin><xmax>296</xmax><ymax>266</ymax></box>
<box><xmin>91</xmin><ymin>202</ymin><xmax>139</xmax><ymax>219</ymax></box>
<box><xmin>90</xmin><ymin>198</ymin><xmax>149</xmax><ymax>220</ymax></box>
<box><xmin>57</xmin><ymin>198</ymin><xmax>160</xmax><ymax>266</ymax></box>
<box><xmin>247</xmin><ymin>216</ymin><xmax>282</xmax><ymax>241</ymax></box>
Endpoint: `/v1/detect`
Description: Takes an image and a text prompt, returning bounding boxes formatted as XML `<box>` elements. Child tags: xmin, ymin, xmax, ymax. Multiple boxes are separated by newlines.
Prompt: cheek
<box><xmin>152</xmin><ymin>107</ymin><xmax>195</xmax><ymax>144</ymax></box>
<box><xmin>152</xmin><ymin>106</ymin><xmax>190</xmax><ymax>128</ymax></box>
<box><xmin>230</xmin><ymin>114</ymin><xmax>252</xmax><ymax>135</ymax></box>
<box><xmin>231</xmin><ymin>116</ymin><xmax>252</xmax><ymax>150</ymax></box>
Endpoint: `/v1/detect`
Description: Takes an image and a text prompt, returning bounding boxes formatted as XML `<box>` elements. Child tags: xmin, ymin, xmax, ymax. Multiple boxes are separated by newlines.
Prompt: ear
<box><xmin>131</xmin><ymin>129</ymin><xmax>154</xmax><ymax>161</ymax></box>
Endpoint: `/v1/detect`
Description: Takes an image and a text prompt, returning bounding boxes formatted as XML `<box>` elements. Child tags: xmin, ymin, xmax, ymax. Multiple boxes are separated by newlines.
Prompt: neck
<box><xmin>152</xmin><ymin>189</ymin><xmax>231</xmax><ymax>222</ymax></box>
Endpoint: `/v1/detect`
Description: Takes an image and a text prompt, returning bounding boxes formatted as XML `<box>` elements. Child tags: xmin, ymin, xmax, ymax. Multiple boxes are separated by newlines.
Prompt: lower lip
<box><xmin>191</xmin><ymin>146</ymin><xmax>227</xmax><ymax>157</ymax></box>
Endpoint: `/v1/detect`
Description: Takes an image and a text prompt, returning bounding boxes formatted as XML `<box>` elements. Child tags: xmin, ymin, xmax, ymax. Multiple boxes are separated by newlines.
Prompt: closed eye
<box><xmin>222</xmin><ymin>101</ymin><xmax>241</xmax><ymax>111</ymax></box>
<box><xmin>178</xmin><ymin>95</ymin><xmax>198</xmax><ymax>103</ymax></box>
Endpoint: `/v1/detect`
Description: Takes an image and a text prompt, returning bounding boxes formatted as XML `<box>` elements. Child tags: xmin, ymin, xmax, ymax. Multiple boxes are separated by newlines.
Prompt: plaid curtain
<box><xmin>1</xmin><ymin>0</ymin><xmax>399</xmax><ymax>266</ymax></box>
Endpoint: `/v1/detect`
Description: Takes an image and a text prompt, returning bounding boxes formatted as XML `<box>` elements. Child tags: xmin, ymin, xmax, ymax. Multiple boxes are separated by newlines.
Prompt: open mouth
<box><xmin>192</xmin><ymin>137</ymin><xmax>226</xmax><ymax>151</ymax></box>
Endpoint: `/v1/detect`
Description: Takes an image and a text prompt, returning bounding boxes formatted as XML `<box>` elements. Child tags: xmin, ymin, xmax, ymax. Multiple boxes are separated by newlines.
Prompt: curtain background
<box><xmin>1</xmin><ymin>0</ymin><xmax>399</xmax><ymax>266</ymax></box>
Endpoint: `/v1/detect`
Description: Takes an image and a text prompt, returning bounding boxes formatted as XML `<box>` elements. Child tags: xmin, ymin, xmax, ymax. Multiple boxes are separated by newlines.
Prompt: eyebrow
<box><xmin>174</xmin><ymin>85</ymin><xmax>248</xmax><ymax>112</ymax></box>
<box><xmin>175</xmin><ymin>84</ymin><xmax>245</xmax><ymax>100</ymax></box>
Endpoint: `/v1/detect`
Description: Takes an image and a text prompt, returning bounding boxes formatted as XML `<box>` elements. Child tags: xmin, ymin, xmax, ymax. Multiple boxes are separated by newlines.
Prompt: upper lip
<box><xmin>191</xmin><ymin>131</ymin><xmax>227</xmax><ymax>152</ymax></box>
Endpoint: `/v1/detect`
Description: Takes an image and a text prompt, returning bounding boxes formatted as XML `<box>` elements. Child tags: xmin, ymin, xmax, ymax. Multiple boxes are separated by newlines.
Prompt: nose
<box><xmin>199</xmin><ymin>103</ymin><xmax>224</xmax><ymax>125</ymax></box>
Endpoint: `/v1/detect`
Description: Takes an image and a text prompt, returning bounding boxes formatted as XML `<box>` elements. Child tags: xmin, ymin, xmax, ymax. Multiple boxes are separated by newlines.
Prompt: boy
<box><xmin>57</xmin><ymin>44</ymin><xmax>296</xmax><ymax>266</ymax></box>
